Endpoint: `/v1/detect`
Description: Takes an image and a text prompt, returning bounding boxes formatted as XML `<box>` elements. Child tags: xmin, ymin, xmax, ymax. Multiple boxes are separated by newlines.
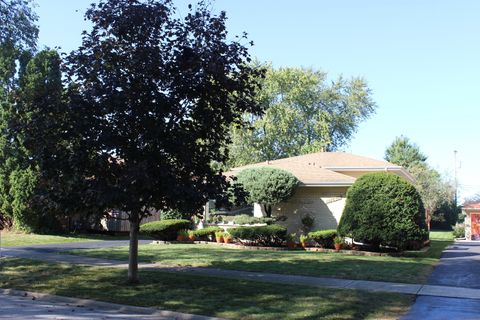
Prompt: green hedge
<box><xmin>308</xmin><ymin>229</ymin><xmax>337</xmax><ymax>248</ymax></box>
<box><xmin>228</xmin><ymin>225</ymin><xmax>287</xmax><ymax>246</ymax></box>
<box><xmin>140</xmin><ymin>219</ymin><xmax>191</xmax><ymax>240</ymax></box>
<box><xmin>338</xmin><ymin>172</ymin><xmax>428</xmax><ymax>251</ymax></box>
<box><xmin>192</xmin><ymin>226</ymin><xmax>222</xmax><ymax>240</ymax></box>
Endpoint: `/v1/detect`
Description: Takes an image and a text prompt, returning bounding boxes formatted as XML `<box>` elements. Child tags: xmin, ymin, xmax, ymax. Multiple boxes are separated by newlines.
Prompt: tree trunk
<box><xmin>263</xmin><ymin>204</ymin><xmax>272</xmax><ymax>218</ymax></box>
<box><xmin>128</xmin><ymin>215</ymin><xmax>140</xmax><ymax>284</ymax></box>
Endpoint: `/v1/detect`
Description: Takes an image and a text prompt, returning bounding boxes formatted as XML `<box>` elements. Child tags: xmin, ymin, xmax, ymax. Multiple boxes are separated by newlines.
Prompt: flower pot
<box><xmin>224</xmin><ymin>237</ymin><xmax>233</xmax><ymax>244</ymax></box>
<box><xmin>216</xmin><ymin>236</ymin><xmax>224</xmax><ymax>243</ymax></box>
<box><xmin>188</xmin><ymin>235</ymin><xmax>195</xmax><ymax>241</ymax></box>
<box><xmin>177</xmin><ymin>235</ymin><xmax>186</xmax><ymax>242</ymax></box>
<box><xmin>334</xmin><ymin>243</ymin><xmax>342</xmax><ymax>251</ymax></box>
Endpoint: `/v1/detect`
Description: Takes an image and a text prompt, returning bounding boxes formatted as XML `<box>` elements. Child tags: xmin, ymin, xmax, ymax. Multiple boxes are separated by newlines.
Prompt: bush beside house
<box><xmin>308</xmin><ymin>229</ymin><xmax>337</xmax><ymax>248</ymax></box>
<box><xmin>338</xmin><ymin>172</ymin><xmax>428</xmax><ymax>251</ymax></box>
<box><xmin>236</xmin><ymin>167</ymin><xmax>299</xmax><ymax>217</ymax></box>
<box><xmin>228</xmin><ymin>225</ymin><xmax>287</xmax><ymax>246</ymax></box>
<box><xmin>140</xmin><ymin>219</ymin><xmax>191</xmax><ymax>240</ymax></box>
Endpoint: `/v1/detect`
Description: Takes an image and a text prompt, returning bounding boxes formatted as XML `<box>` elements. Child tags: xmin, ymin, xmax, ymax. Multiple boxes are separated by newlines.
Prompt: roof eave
<box><xmin>324</xmin><ymin>166</ymin><xmax>415</xmax><ymax>184</ymax></box>
<box><xmin>300</xmin><ymin>182</ymin><xmax>354</xmax><ymax>187</ymax></box>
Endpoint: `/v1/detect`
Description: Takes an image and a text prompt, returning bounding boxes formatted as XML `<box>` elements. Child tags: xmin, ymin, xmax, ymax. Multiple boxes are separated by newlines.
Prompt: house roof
<box><xmin>463</xmin><ymin>202</ymin><xmax>480</xmax><ymax>210</ymax></box>
<box><xmin>226</xmin><ymin>161</ymin><xmax>356</xmax><ymax>186</ymax></box>
<box><xmin>226</xmin><ymin>151</ymin><xmax>414</xmax><ymax>186</ymax></box>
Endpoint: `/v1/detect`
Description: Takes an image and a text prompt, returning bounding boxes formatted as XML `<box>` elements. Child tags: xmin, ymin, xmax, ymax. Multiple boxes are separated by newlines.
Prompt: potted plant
<box><xmin>223</xmin><ymin>232</ymin><xmax>233</xmax><ymax>244</ymax></box>
<box><xmin>187</xmin><ymin>230</ymin><xmax>196</xmax><ymax>241</ymax></box>
<box><xmin>286</xmin><ymin>233</ymin><xmax>296</xmax><ymax>249</ymax></box>
<box><xmin>177</xmin><ymin>229</ymin><xmax>189</xmax><ymax>242</ymax></box>
<box><xmin>300</xmin><ymin>234</ymin><xmax>309</xmax><ymax>248</ymax></box>
<box><xmin>215</xmin><ymin>231</ymin><xmax>224</xmax><ymax>243</ymax></box>
<box><xmin>334</xmin><ymin>236</ymin><xmax>343</xmax><ymax>251</ymax></box>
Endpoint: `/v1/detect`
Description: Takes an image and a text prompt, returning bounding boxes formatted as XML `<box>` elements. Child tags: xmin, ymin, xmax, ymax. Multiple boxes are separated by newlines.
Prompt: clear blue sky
<box><xmin>36</xmin><ymin>0</ymin><xmax>480</xmax><ymax>200</ymax></box>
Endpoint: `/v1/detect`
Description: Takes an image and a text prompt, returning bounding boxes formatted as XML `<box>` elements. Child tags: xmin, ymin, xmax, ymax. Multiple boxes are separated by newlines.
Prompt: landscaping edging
<box><xmin>150</xmin><ymin>240</ymin><xmax>430</xmax><ymax>256</ymax></box>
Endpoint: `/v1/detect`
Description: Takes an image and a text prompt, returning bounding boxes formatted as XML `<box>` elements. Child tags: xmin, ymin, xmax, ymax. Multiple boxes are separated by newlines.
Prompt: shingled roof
<box><xmin>226</xmin><ymin>152</ymin><xmax>413</xmax><ymax>186</ymax></box>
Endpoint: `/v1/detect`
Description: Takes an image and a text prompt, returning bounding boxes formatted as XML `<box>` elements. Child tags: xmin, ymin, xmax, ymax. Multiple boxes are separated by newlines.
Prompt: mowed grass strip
<box><xmin>66</xmin><ymin>231</ymin><xmax>453</xmax><ymax>284</ymax></box>
<box><xmin>0</xmin><ymin>231</ymin><xmax>131</xmax><ymax>247</ymax></box>
<box><xmin>0</xmin><ymin>258</ymin><xmax>412</xmax><ymax>320</ymax></box>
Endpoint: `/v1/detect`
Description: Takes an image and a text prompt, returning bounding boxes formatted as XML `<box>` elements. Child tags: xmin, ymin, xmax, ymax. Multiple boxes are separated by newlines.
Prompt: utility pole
<box><xmin>454</xmin><ymin>150</ymin><xmax>458</xmax><ymax>206</ymax></box>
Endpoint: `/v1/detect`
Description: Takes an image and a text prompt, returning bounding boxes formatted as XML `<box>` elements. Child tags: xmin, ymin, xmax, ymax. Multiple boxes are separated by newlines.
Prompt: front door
<box><xmin>471</xmin><ymin>213</ymin><xmax>480</xmax><ymax>240</ymax></box>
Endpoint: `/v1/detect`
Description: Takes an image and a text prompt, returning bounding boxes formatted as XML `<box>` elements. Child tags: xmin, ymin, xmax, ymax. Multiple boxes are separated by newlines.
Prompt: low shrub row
<box><xmin>140</xmin><ymin>219</ymin><xmax>191</xmax><ymax>240</ymax></box>
<box><xmin>228</xmin><ymin>225</ymin><xmax>287</xmax><ymax>246</ymax></box>
<box><xmin>192</xmin><ymin>226</ymin><xmax>223</xmax><ymax>241</ymax></box>
<box><xmin>209</xmin><ymin>214</ymin><xmax>275</xmax><ymax>225</ymax></box>
<box><xmin>308</xmin><ymin>229</ymin><xmax>337</xmax><ymax>248</ymax></box>
<box><xmin>139</xmin><ymin>219</ymin><xmax>343</xmax><ymax>250</ymax></box>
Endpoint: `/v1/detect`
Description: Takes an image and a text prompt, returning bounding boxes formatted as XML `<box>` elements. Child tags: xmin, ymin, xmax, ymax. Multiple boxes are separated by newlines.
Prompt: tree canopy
<box><xmin>0</xmin><ymin>0</ymin><xmax>43</xmax><ymax>230</ymax></box>
<box><xmin>227</xmin><ymin>66</ymin><xmax>376</xmax><ymax>168</ymax></box>
<box><xmin>61</xmin><ymin>0</ymin><xmax>263</xmax><ymax>283</ymax></box>
<box><xmin>384</xmin><ymin>135</ymin><xmax>427</xmax><ymax>168</ymax></box>
<box><xmin>236</xmin><ymin>167</ymin><xmax>298</xmax><ymax>217</ymax></box>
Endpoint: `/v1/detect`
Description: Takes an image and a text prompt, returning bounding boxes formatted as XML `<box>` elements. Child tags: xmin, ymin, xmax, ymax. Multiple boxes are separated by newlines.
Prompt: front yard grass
<box><xmin>0</xmin><ymin>231</ymin><xmax>131</xmax><ymax>247</ymax></box>
<box><xmin>66</xmin><ymin>231</ymin><xmax>453</xmax><ymax>284</ymax></box>
<box><xmin>0</xmin><ymin>258</ymin><xmax>412</xmax><ymax>320</ymax></box>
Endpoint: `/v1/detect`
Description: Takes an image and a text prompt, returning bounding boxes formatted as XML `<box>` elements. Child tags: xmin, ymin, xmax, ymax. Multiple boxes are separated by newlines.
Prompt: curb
<box><xmin>0</xmin><ymin>288</ymin><xmax>226</xmax><ymax>320</ymax></box>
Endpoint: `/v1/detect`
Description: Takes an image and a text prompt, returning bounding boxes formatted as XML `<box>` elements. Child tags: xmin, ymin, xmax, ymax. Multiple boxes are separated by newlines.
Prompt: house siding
<box><xmin>270</xmin><ymin>186</ymin><xmax>349</xmax><ymax>234</ymax></box>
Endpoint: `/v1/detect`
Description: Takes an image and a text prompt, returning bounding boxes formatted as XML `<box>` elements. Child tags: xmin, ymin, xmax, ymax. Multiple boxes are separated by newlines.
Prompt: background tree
<box><xmin>227</xmin><ymin>66</ymin><xmax>376</xmax><ymax>168</ymax></box>
<box><xmin>0</xmin><ymin>0</ymin><xmax>39</xmax><ymax>229</ymax></box>
<box><xmin>236</xmin><ymin>167</ymin><xmax>298</xmax><ymax>217</ymax></box>
<box><xmin>63</xmin><ymin>0</ymin><xmax>263</xmax><ymax>283</ymax></box>
<box><xmin>384</xmin><ymin>135</ymin><xmax>427</xmax><ymax>168</ymax></box>
<box><xmin>384</xmin><ymin>136</ymin><xmax>457</xmax><ymax>228</ymax></box>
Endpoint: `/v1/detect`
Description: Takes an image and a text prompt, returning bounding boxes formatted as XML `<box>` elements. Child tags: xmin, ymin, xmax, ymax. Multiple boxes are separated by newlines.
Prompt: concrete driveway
<box><xmin>403</xmin><ymin>240</ymin><xmax>480</xmax><ymax>319</ymax></box>
<box><xmin>427</xmin><ymin>241</ymin><xmax>480</xmax><ymax>288</ymax></box>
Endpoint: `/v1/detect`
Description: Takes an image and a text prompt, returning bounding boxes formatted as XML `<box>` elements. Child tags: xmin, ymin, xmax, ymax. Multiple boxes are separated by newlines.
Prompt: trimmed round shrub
<box><xmin>192</xmin><ymin>226</ymin><xmax>223</xmax><ymax>241</ymax></box>
<box><xmin>338</xmin><ymin>172</ymin><xmax>428</xmax><ymax>251</ymax></box>
<box><xmin>228</xmin><ymin>224</ymin><xmax>287</xmax><ymax>246</ymax></box>
<box><xmin>140</xmin><ymin>219</ymin><xmax>191</xmax><ymax>240</ymax></box>
<box><xmin>236</xmin><ymin>167</ymin><xmax>298</xmax><ymax>217</ymax></box>
<box><xmin>308</xmin><ymin>229</ymin><xmax>337</xmax><ymax>248</ymax></box>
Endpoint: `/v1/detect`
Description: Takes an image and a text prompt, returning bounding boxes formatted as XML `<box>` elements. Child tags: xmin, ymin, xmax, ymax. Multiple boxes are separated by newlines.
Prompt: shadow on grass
<box><xmin>67</xmin><ymin>239</ymin><xmax>453</xmax><ymax>284</ymax></box>
<box><xmin>0</xmin><ymin>258</ymin><xmax>413</xmax><ymax>320</ymax></box>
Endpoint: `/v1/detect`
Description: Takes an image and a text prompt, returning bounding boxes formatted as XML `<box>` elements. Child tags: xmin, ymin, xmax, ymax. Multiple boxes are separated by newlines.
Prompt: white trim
<box><xmin>300</xmin><ymin>182</ymin><xmax>353</xmax><ymax>187</ymax></box>
<box><xmin>323</xmin><ymin>166</ymin><xmax>403</xmax><ymax>170</ymax></box>
<box><xmin>324</xmin><ymin>166</ymin><xmax>415</xmax><ymax>184</ymax></box>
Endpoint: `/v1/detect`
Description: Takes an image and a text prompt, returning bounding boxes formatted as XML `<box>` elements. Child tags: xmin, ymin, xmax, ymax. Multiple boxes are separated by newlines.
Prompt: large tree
<box><xmin>63</xmin><ymin>0</ymin><xmax>263</xmax><ymax>283</ymax></box>
<box><xmin>0</xmin><ymin>0</ymin><xmax>39</xmax><ymax>229</ymax></box>
<box><xmin>227</xmin><ymin>66</ymin><xmax>376</xmax><ymax>168</ymax></box>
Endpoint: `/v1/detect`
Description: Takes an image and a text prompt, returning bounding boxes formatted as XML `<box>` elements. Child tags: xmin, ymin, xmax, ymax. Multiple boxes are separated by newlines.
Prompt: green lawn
<box><xmin>0</xmin><ymin>258</ymin><xmax>412</xmax><ymax>320</ymax></box>
<box><xmin>0</xmin><ymin>231</ymin><xmax>131</xmax><ymax>247</ymax></box>
<box><xmin>66</xmin><ymin>231</ymin><xmax>453</xmax><ymax>284</ymax></box>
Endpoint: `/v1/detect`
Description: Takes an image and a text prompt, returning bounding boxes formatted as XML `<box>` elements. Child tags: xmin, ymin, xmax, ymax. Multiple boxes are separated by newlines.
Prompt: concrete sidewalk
<box><xmin>0</xmin><ymin>288</ymin><xmax>224</xmax><ymax>320</ymax></box>
<box><xmin>4</xmin><ymin>244</ymin><xmax>480</xmax><ymax>300</ymax></box>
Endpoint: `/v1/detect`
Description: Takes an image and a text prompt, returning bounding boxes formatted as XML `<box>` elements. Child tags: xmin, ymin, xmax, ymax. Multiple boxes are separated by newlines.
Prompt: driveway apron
<box><xmin>403</xmin><ymin>240</ymin><xmax>480</xmax><ymax>319</ymax></box>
